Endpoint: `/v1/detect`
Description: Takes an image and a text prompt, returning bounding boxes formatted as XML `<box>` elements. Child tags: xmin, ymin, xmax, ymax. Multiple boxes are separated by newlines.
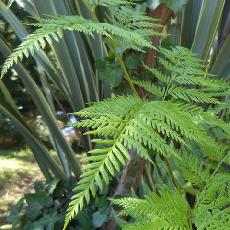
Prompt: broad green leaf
<box><xmin>96</xmin><ymin>60</ymin><xmax>123</xmax><ymax>88</ymax></box>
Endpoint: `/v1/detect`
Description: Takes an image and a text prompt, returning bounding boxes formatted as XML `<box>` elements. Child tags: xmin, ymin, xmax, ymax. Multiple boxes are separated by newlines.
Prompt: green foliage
<box><xmin>1</xmin><ymin>0</ymin><xmax>161</xmax><ymax>78</ymax></box>
<box><xmin>7</xmin><ymin>179</ymin><xmax>65</xmax><ymax>230</ymax></box>
<box><xmin>194</xmin><ymin>173</ymin><xmax>230</xmax><ymax>230</ymax></box>
<box><xmin>65</xmin><ymin>46</ymin><xmax>229</xmax><ymax>228</ymax></box>
<box><xmin>113</xmin><ymin>189</ymin><xmax>190</xmax><ymax>229</ymax></box>
<box><xmin>96</xmin><ymin>57</ymin><xmax>123</xmax><ymax>88</ymax></box>
<box><xmin>135</xmin><ymin>46</ymin><xmax>229</xmax><ymax>104</ymax></box>
<box><xmin>0</xmin><ymin>0</ymin><xmax>162</xmax><ymax>184</ymax></box>
<box><xmin>2</xmin><ymin>2</ymin><xmax>229</xmax><ymax>229</ymax></box>
<box><xmin>114</xmin><ymin>173</ymin><xmax>230</xmax><ymax>230</ymax></box>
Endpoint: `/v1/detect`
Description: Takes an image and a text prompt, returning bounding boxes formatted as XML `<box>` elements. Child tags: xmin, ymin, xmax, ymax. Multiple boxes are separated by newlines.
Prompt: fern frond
<box><xmin>132</xmin><ymin>80</ymin><xmax>163</xmax><ymax>97</ymax></box>
<box><xmin>142</xmin><ymin>46</ymin><xmax>229</xmax><ymax>105</ymax></box>
<box><xmin>113</xmin><ymin>189</ymin><xmax>190</xmax><ymax>229</ymax></box>
<box><xmin>159</xmin><ymin>46</ymin><xmax>208</xmax><ymax>76</ymax></box>
<box><xmin>64</xmin><ymin>141</ymin><xmax>131</xmax><ymax>229</ymax></box>
<box><xmin>169</xmin><ymin>87</ymin><xmax>220</xmax><ymax>104</ymax></box>
<box><xmin>194</xmin><ymin>173</ymin><xmax>230</xmax><ymax>229</ymax></box>
<box><xmin>64</xmin><ymin>45</ymin><xmax>229</xmax><ymax>229</ymax></box>
<box><xmin>175</xmin><ymin>151</ymin><xmax>210</xmax><ymax>185</ymax></box>
<box><xmin>1</xmin><ymin>15</ymin><xmax>155</xmax><ymax>78</ymax></box>
<box><xmin>122</xmin><ymin>219</ymin><xmax>184</xmax><ymax>230</ymax></box>
<box><xmin>64</xmin><ymin>96</ymin><xmax>146</xmax><ymax>228</ymax></box>
<box><xmin>65</xmin><ymin>93</ymin><xmax>221</xmax><ymax>227</ymax></box>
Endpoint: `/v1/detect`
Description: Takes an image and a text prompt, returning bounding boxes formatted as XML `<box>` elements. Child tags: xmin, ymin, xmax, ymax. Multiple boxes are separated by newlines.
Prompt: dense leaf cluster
<box><xmin>66</xmin><ymin>47</ymin><xmax>230</xmax><ymax>229</ymax></box>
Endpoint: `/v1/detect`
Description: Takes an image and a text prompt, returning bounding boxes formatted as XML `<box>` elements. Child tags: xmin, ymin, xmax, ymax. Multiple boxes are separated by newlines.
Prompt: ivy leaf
<box><xmin>92</xmin><ymin>211</ymin><xmax>107</xmax><ymax>228</ymax></box>
<box><xmin>7</xmin><ymin>197</ymin><xmax>25</xmax><ymax>226</ymax></box>
<box><xmin>160</xmin><ymin>0</ymin><xmax>189</xmax><ymax>12</ymax></box>
<box><xmin>96</xmin><ymin>60</ymin><xmax>123</xmax><ymax>88</ymax></box>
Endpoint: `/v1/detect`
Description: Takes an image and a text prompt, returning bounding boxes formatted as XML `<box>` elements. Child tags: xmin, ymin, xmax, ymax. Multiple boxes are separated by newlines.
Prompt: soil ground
<box><xmin>0</xmin><ymin>148</ymin><xmax>44</xmax><ymax>229</ymax></box>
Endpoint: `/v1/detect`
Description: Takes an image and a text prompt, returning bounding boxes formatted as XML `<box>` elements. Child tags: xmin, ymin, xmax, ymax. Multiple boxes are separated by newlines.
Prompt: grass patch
<box><xmin>0</xmin><ymin>148</ymin><xmax>44</xmax><ymax>227</ymax></box>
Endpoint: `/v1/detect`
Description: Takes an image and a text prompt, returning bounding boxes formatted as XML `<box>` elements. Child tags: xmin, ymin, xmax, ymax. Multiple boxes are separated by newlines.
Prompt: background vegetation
<box><xmin>0</xmin><ymin>0</ymin><xmax>230</xmax><ymax>229</ymax></box>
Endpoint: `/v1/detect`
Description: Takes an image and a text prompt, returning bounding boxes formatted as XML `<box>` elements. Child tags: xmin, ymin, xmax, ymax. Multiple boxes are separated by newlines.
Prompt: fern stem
<box><xmin>211</xmin><ymin>152</ymin><xmax>229</xmax><ymax>177</ymax></box>
<box><xmin>118</xmin><ymin>55</ymin><xmax>138</xmax><ymax>96</ymax></box>
<box><xmin>144</xmin><ymin>164</ymin><xmax>156</xmax><ymax>192</ymax></box>
<box><xmin>165</xmin><ymin>156</ymin><xmax>180</xmax><ymax>191</ymax></box>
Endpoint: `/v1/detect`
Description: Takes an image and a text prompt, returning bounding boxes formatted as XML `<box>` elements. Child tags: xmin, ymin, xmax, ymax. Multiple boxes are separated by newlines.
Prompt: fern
<box><xmin>113</xmin><ymin>189</ymin><xmax>191</xmax><ymax>229</ymax></box>
<box><xmin>64</xmin><ymin>46</ymin><xmax>229</xmax><ymax>228</ymax></box>
<box><xmin>3</xmin><ymin>1</ymin><xmax>229</xmax><ymax>229</ymax></box>
<box><xmin>64</xmin><ymin>96</ymin><xmax>219</xmax><ymax>227</ymax></box>
<box><xmin>194</xmin><ymin>173</ymin><xmax>230</xmax><ymax>229</ymax></box>
<box><xmin>134</xmin><ymin>46</ymin><xmax>229</xmax><ymax>103</ymax></box>
<box><xmin>174</xmin><ymin>151</ymin><xmax>211</xmax><ymax>186</ymax></box>
<box><xmin>1</xmin><ymin>0</ymin><xmax>161</xmax><ymax>78</ymax></box>
<box><xmin>114</xmin><ymin>173</ymin><xmax>230</xmax><ymax>230</ymax></box>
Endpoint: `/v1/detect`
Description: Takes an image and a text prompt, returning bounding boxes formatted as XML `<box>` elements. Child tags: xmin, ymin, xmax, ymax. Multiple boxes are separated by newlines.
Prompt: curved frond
<box><xmin>65</xmin><ymin>93</ymin><xmax>221</xmax><ymax>227</ymax></box>
<box><xmin>1</xmin><ymin>15</ymin><xmax>158</xmax><ymax>77</ymax></box>
<box><xmin>169</xmin><ymin>87</ymin><xmax>220</xmax><ymax>104</ymax></box>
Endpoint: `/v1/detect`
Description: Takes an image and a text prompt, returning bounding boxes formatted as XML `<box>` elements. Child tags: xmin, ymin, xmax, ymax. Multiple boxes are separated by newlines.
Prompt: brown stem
<box><xmin>165</xmin><ymin>156</ymin><xmax>180</xmax><ymax>191</ymax></box>
<box><xmin>102</xmin><ymin>150</ymin><xmax>145</xmax><ymax>230</ymax></box>
<box><xmin>144</xmin><ymin>164</ymin><xmax>156</xmax><ymax>193</ymax></box>
<box><xmin>144</xmin><ymin>4</ymin><xmax>174</xmax><ymax>68</ymax></box>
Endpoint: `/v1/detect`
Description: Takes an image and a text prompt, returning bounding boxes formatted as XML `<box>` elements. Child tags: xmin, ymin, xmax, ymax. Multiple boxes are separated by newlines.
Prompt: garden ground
<box><xmin>0</xmin><ymin>148</ymin><xmax>43</xmax><ymax>229</ymax></box>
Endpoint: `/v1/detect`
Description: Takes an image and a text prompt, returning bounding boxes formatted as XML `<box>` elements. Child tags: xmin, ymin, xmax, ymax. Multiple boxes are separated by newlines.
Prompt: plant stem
<box><xmin>211</xmin><ymin>152</ymin><xmax>229</xmax><ymax>177</ymax></box>
<box><xmin>144</xmin><ymin>164</ymin><xmax>156</xmax><ymax>192</ymax></box>
<box><xmin>165</xmin><ymin>156</ymin><xmax>180</xmax><ymax>191</ymax></box>
<box><xmin>117</xmin><ymin>54</ymin><xmax>138</xmax><ymax>96</ymax></box>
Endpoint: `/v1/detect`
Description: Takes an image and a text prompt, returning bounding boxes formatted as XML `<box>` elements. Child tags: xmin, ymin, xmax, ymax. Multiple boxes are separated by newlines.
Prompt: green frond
<box><xmin>64</xmin><ymin>96</ymin><xmax>147</xmax><ymax>228</ymax></box>
<box><xmin>1</xmin><ymin>15</ymin><xmax>156</xmax><ymax>78</ymax></box>
<box><xmin>175</xmin><ymin>151</ymin><xmax>210</xmax><ymax>185</ymax></box>
<box><xmin>75</xmin><ymin>95</ymin><xmax>142</xmax><ymax>119</ymax></box>
<box><xmin>64</xmin><ymin>141</ymin><xmax>131</xmax><ymax>229</ymax></box>
<box><xmin>122</xmin><ymin>219</ymin><xmax>185</xmax><ymax>230</ymax></box>
<box><xmin>159</xmin><ymin>46</ymin><xmax>208</xmax><ymax>76</ymax></box>
<box><xmin>65</xmin><ymin>91</ymin><xmax>225</xmax><ymax>227</ymax></box>
<box><xmin>113</xmin><ymin>189</ymin><xmax>190</xmax><ymax>229</ymax></box>
<box><xmin>144</xmin><ymin>101</ymin><xmax>212</xmax><ymax>145</ymax></box>
<box><xmin>63</xmin><ymin>45</ymin><xmax>229</xmax><ymax>229</ymax></box>
<box><xmin>194</xmin><ymin>173</ymin><xmax>230</xmax><ymax>230</ymax></box>
<box><xmin>132</xmin><ymin>80</ymin><xmax>163</xmax><ymax>97</ymax></box>
<box><xmin>169</xmin><ymin>87</ymin><xmax>220</xmax><ymax>104</ymax></box>
<box><xmin>140</xmin><ymin>46</ymin><xmax>229</xmax><ymax>105</ymax></box>
<box><xmin>144</xmin><ymin>64</ymin><xmax>169</xmax><ymax>83</ymax></box>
